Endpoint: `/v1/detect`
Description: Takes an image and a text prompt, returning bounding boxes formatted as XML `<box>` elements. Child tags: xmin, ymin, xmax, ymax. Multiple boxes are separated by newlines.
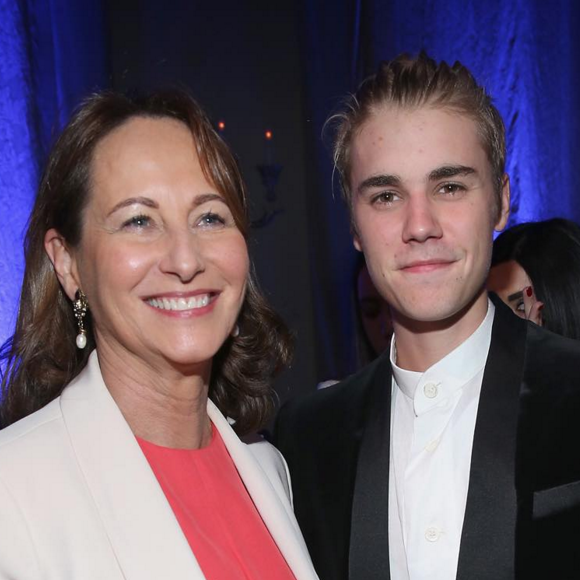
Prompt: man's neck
<box><xmin>392</xmin><ymin>291</ymin><xmax>489</xmax><ymax>372</ymax></box>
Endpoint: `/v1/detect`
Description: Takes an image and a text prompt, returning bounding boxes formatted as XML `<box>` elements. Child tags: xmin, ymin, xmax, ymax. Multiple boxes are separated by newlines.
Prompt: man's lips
<box><xmin>399</xmin><ymin>259</ymin><xmax>457</xmax><ymax>273</ymax></box>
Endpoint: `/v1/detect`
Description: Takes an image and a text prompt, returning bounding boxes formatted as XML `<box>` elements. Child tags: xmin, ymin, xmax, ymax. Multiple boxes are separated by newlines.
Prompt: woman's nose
<box><xmin>159</xmin><ymin>230</ymin><xmax>205</xmax><ymax>283</ymax></box>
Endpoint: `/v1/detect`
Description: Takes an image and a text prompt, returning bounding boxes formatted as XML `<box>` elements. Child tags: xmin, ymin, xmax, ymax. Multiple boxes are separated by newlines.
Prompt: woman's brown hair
<box><xmin>0</xmin><ymin>89</ymin><xmax>292</xmax><ymax>435</ymax></box>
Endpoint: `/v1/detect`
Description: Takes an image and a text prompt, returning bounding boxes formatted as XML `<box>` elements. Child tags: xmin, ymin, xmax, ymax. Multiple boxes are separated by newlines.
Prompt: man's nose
<box><xmin>401</xmin><ymin>195</ymin><xmax>443</xmax><ymax>243</ymax></box>
<box><xmin>159</xmin><ymin>230</ymin><xmax>205</xmax><ymax>283</ymax></box>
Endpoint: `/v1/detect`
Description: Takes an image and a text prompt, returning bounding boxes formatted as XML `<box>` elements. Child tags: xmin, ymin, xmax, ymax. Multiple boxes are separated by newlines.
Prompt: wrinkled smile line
<box><xmin>146</xmin><ymin>294</ymin><xmax>212</xmax><ymax>312</ymax></box>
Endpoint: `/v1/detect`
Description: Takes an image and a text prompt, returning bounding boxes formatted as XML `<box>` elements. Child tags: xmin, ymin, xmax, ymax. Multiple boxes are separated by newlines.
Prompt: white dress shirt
<box><xmin>388</xmin><ymin>301</ymin><xmax>495</xmax><ymax>580</ymax></box>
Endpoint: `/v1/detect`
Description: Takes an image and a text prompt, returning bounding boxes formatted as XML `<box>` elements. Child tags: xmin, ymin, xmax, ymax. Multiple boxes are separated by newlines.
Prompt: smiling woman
<box><xmin>0</xmin><ymin>90</ymin><xmax>318</xmax><ymax>579</ymax></box>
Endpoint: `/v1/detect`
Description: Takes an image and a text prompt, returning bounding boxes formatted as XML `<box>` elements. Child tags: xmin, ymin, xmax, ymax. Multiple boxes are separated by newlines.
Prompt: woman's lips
<box><xmin>143</xmin><ymin>291</ymin><xmax>219</xmax><ymax>317</ymax></box>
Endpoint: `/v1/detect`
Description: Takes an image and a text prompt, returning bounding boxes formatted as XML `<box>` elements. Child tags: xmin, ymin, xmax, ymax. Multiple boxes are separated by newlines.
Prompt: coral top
<box><xmin>137</xmin><ymin>427</ymin><xmax>296</xmax><ymax>580</ymax></box>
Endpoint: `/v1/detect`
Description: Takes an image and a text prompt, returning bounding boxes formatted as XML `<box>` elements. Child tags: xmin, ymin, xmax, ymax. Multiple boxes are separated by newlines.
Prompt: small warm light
<box><xmin>265</xmin><ymin>130</ymin><xmax>273</xmax><ymax>140</ymax></box>
<box><xmin>218</xmin><ymin>121</ymin><xmax>226</xmax><ymax>131</ymax></box>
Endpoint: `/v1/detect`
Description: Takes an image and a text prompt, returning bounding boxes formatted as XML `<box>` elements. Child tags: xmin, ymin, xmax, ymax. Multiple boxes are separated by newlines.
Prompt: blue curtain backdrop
<box><xmin>301</xmin><ymin>0</ymin><xmax>580</xmax><ymax>379</ymax></box>
<box><xmin>1</xmin><ymin>0</ymin><xmax>580</xmax><ymax>382</ymax></box>
<box><xmin>0</xmin><ymin>0</ymin><xmax>107</xmax><ymax>348</ymax></box>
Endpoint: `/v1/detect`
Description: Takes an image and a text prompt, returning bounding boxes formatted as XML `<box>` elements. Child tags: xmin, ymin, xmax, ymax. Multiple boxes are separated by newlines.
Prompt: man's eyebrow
<box><xmin>357</xmin><ymin>174</ymin><xmax>401</xmax><ymax>195</ymax></box>
<box><xmin>507</xmin><ymin>290</ymin><xmax>524</xmax><ymax>302</ymax></box>
<box><xmin>107</xmin><ymin>196</ymin><xmax>158</xmax><ymax>217</ymax></box>
<box><xmin>428</xmin><ymin>165</ymin><xmax>477</xmax><ymax>181</ymax></box>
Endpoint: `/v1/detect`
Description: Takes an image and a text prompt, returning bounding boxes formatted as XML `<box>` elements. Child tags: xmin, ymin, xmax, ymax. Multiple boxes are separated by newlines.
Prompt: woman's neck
<box><xmin>95</xmin><ymin>340</ymin><xmax>213</xmax><ymax>449</ymax></box>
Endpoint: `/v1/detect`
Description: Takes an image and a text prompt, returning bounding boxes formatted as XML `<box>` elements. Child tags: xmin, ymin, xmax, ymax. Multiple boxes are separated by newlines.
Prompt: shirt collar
<box><xmin>390</xmin><ymin>299</ymin><xmax>495</xmax><ymax>415</ymax></box>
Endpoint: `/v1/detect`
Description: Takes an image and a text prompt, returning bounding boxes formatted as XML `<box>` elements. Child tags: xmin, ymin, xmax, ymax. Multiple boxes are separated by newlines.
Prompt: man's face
<box><xmin>350</xmin><ymin>106</ymin><xmax>509</xmax><ymax>327</ymax></box>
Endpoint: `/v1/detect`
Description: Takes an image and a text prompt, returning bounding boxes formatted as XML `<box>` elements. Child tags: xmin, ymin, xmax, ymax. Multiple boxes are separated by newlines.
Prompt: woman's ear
<box><xmin>44</xmin><ymin>229</ymin><xmax>80</xmax><ymax>300</ymax></box>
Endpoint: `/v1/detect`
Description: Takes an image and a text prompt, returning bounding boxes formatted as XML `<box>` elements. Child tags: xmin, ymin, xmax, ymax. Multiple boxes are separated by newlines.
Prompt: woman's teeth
<box><xmin>147</xmin><ymin>295</ymin><xmax>210</xmax><ymax>311</ymax></box>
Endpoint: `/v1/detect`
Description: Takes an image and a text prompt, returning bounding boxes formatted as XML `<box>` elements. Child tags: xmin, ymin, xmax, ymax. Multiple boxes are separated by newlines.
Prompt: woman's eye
<box><xmin>197</xmin><ymin>212</ymin><xmax>226</xmax><ymax>228</ymax></box>
<box><xmin>122</xmin><ymin>214</ymin><xmax>152</xmax><ymax>229</ymax></box>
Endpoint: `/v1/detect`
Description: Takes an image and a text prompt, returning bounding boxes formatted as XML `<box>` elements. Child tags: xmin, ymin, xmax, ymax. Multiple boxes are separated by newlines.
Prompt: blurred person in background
<box><xmin>488</xmin><ymin>218</ymin><xmax>580</xmax><ymax>339</ymax></box>
<box><xmin>318</xmin><ymin>257</ymin><xmax>392</xmax><ymax>390</ymax></box>
<box><xmin>355</xmin><ymin>255</ymin><xmax>393</xmax><ymax>364</ymax></box>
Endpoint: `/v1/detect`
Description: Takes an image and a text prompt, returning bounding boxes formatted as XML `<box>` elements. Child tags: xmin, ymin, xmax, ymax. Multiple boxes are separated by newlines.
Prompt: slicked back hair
<box><xmin>329</xmin><ymin>52</ymin><xmax>506</xmax><ymax>216</ymax></box>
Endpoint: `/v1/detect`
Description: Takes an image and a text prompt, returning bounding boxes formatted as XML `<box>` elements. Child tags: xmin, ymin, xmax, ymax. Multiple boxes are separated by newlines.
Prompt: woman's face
<box><xmin>487</xmin><ymin>259</ymin><xmax>532</xmax><ymax>317</ymax></box>
<box><xmin>67</xmin><ymin>116</ymin><xmax>249</xmax><ymax>371</ymax></box>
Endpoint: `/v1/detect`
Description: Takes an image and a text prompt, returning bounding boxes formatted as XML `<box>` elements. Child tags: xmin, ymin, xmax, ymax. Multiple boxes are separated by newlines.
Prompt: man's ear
<box><xmin>351</xmin><ymin>219</ymin><xmax>363</xmax><ymax>252</ymax></box>
<box><xmin>494</xmin><ymin>174</ymin><xmax>511</xmax><ymax>232</ymax></box>
<box><xmin>44</xmin><ymin>229</ymin><xmax>80</xmax><ymax>300</ymax></box>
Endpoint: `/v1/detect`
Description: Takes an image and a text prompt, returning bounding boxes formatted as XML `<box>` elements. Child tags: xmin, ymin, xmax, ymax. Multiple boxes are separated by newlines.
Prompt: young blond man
<box><xmin>276</xmin><ymin>53</ymin><xmax>580</xmax><ymax>580</ymax></box>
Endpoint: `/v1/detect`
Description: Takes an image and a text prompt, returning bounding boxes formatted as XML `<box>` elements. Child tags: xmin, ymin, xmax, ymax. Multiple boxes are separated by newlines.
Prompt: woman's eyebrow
<box><xmin>507</xmin><ymin>290</ymin><xmax>524</xmax><ymax>302</ymax></box>
<box><xmin>106</xmin><ymin>193</ymin><xmax>226</xmax><ymax>217</ymax></box>
<box><xmin>107</xmin><ymin>196</ymin><xmax>158</xmax><ymax>217</ymax></box>
<box><xmin>192</xmin><ymin>193</ymin><xmax>224</xmax><ymax>207</ymax></box>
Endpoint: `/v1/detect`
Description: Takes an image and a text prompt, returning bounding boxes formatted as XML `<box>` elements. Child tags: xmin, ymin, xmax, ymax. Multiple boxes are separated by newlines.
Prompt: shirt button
<box><xmin>425</xmin><ymin>527</ymin><xmax>441</xmax><ymax>542</ymax></box>
<box><xmin>425</xmin><ymin>438</ymin><xmax>440</xmax><ymax>452</ymax></box>
<box><xmin>423</xmin><ymin>382</ymin><xmax>439</xmax><ymax>398</ymax></box>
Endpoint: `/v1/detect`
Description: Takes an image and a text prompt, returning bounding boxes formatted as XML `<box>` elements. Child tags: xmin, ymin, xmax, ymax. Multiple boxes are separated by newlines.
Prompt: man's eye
<box><xmin>437</xmin><ymin>183</ymin><xmax>465</xmax><ymax>196</ymax></box>
<box><xmin>515</xmin><ymin>299</ymin><xmax>525</xmax><ymax>312</ymax></box>
<box><xmin>122</xmin><ymin>215</ymin><xmax>151</xmax><ymax>229</ymax></box>
<box><xmin>371</xmin><ymin>191</ymin><xmax>399</xmax><ymax>205</ymax></box>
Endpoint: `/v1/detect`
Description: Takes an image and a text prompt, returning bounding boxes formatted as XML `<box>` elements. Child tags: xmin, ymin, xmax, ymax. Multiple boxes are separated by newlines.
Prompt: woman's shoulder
<box><xmin>243</xmin><ymin>433</ymin><xmax>286</xmax><ymax>468</ymax></box>
<box><xmin>0</xmin><ymin>397</ymin><xmax>64</xmax><ymax>454</ymax></box>
<box><xmin>243</xmin><ymin>433</ymin><xmax>293</xmax><ymax>502</ymax></box>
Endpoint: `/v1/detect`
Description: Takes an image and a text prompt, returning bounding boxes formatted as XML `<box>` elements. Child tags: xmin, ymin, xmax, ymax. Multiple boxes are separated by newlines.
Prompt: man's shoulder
<box><xmin>276</xmin><ymin>354</ymin><xmax>391</xmax><ymax>442</ymax></box>
<box><xmin>522</xmin><ymin>322</ymin><xmax>580</xmax><ymax>388</ymax></box>
<box><xmin>286</xmin><ymin>354</ymin><xmax>389</xmax><ymax>413</ymax></box>
<box><xmin>491</xmin><ymin>294</ymin><xmax>580</xmax><ymax>388</ymax></box>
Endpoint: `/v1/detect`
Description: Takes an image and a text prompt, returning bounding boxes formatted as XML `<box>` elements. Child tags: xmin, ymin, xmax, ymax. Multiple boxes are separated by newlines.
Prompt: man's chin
<box><xmin>391</xmin><ymin>291</ymin><xmax>488</xmax><ymax>333</ymax></box>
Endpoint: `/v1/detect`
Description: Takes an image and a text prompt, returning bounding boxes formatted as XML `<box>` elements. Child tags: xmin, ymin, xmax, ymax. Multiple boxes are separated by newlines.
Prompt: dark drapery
<box><xmin>301</xmin><ymin>0</ymin><xmax>580</xmax><ymax>379</ymax></box>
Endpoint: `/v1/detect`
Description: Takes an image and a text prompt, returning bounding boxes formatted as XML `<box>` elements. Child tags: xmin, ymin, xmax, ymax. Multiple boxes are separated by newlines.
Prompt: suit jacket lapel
<box><xmin>348</xmin><ymin>354</ymin><xmax>393</xmax><ymax>579</ymax></box>
<box><xmin>60</xmin><ymin>352</ymin><xmax>204</xmax><ymax>580</ymax></box>
<box><xmin>456</xmin><ymin>299</ymin><xmax>527</xmax><ymax>580</ymax></box>
<box><xmin>61</xmin><ymin>353</ymin><xmax>318</xmax><ymax>580</ymax></box>
<box><xmin>207</xmin><ymin>401</ymin><xmax>319</xmax><ymax>580</ymax></box>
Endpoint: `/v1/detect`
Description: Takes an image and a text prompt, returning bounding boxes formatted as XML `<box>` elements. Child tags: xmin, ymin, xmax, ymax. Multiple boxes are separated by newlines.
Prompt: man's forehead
<box><xmin>357</xmin><ymin>104</ymin><xmax>481</xmax><ymax>143</ymax></box>
<box><xmin>350</xmin><ymin>106</ymin><xmax>489</xmax><ymax>183</ymax></box>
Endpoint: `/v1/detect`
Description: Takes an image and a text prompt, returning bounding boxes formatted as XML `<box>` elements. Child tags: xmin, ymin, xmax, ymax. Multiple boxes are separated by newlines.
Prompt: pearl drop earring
<box><xmin>73</xmin><ymin>290</ymin><xmax>88</xmax><ymax>349</ymax></box>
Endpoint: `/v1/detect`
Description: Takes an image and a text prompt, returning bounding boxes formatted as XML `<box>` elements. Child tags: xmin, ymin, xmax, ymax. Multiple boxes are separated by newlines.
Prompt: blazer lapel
<box><xmin>456</xmin><ymin>300</ymin><xmax>527</xmax><ymax>580</ymax></box>
<box><xmin>208</xmin><ymin>401</ymin><xmax>319</xmax><ymax>580</ymax></box>
<box><xmin>348</xmin><ymin>355</ymin><xmax>393</xmax><ymax>579</ymax></box>
<box><xmin>60</xmin><ymin>352</ymin><xmax>205</xmax><ymax>580</ymax></box>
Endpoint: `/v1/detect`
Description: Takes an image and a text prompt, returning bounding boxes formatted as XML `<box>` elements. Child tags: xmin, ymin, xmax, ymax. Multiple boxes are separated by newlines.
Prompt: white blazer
<box><xmin>0</xmin><ymin>352</ymin><xmax>319</xmax><ymax>580</ymax></box>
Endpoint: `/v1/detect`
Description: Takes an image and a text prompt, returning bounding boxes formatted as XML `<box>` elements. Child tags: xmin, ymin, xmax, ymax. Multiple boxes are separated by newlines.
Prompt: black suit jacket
<box><xmin>275</xmin><ymin>297</ymin><xmax>580</xmax><ymax>580</ymax></box>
